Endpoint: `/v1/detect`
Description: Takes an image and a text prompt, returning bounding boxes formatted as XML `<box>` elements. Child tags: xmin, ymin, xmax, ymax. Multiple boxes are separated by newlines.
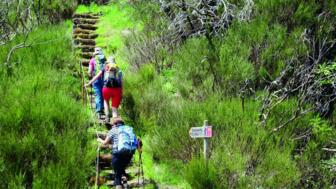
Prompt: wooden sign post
<box><xmin>189</xmin><ymin>120</ymin><xmax>213</xmax><ymax>162</ymax></box>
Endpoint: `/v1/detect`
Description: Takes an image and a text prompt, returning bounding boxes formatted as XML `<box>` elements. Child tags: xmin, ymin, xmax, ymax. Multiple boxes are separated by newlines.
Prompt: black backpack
<box><xmin>104</xmin><ymin>63</ymin><xmax>121</xmax><ymax>88</ymax></box>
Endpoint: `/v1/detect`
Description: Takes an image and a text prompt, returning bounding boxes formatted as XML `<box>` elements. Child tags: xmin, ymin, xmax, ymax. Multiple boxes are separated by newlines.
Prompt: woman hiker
<box><xmin>85</xmin><ymin>57</ymin><xmax>123</xmax><ymax>123</ymax></box>
<box><xmin>88</xmin><ymin>47</ymin><xmax>106</xmax><ymax>118</ymax></box>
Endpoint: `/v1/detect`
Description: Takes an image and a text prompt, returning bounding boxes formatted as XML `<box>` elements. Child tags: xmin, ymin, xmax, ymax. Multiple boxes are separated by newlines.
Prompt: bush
<box><xmin>0</xmin><ymin>23</ymin><xmax>94</xmax><ymax>188</ymax></box>
<box><xmin>170</xmin><ymin>37</ymin><xmax>214</xmax><ymax>99</ymax></box>
<box><xmin>184</xmin><ymin>157</ymin><xmax>218</xmax><ymax>189</ymax></box>
<box><xmin>118</xmin><ymin>0</ymin><xmax>336</xmax><ymax>188</ymax></box>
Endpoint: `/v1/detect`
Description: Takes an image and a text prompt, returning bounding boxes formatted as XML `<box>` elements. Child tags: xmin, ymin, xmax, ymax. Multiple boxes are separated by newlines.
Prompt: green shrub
<box><xmin>171</xmin><ymin>37</ymin><xmax>214</xmax><ymax>99</ymax></box>
<box><xmin>184</xmin><ymin>157</ymin><xmax>218</xmax><ymax>189</ymax></box>
<box><xmin>0</xmin><ymin>23</ymin><xmax>94</xmax><ymax>188</ymax></box>
<box><xmin>115</xmin><ymin>0</ymin><xmax>336</xmax><ymax>188</ymax></box>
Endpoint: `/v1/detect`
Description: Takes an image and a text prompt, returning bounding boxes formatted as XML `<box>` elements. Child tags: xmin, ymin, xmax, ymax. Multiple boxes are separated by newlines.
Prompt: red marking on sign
<box><xmin>205</xmin><ymin>126</ymin><xmax>212</xmax><ymax>138</ymax></box>
<box><xmin>189</xmin><ymin>126</ymin><xmax>213</xmax><ymax>138</ymax></box>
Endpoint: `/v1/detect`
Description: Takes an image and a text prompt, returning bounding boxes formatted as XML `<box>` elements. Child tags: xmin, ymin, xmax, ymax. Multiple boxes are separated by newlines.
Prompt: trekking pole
<box><xmin>95</xmin><ymin>146</ymin><xmax>100</xmax><ymax>189</ymax></box>
<box><xmin>137</xmin><ymin>152</ymin><xmax>140</xmax><ymax>185</ymax></box>
<box><xmin>90</xmin><ymin>85</ymin><xmax>93</xmax><ymax>110</ymax></box>
<box><xmin>137</xmin><ymin>138</ymin><xmax>144</xmax><ymax>187</ymax></box>
<box><xmin>80</xmin><ymin>60</ymin><xmax>85</xmax><ymax>105</ymax></box>
<box><xmin>140</xmin><ymin>153</ymin><xmax>144</xmax><ymax>188</ymax></box>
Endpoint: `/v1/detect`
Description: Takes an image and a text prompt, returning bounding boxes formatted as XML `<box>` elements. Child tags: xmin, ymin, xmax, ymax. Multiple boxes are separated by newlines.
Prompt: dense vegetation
<box><xmin>118</xmin><ymin>0</ymin><xmax>336</xmax><ymax>188</ymax></box>
<box><xmin>0</xmin><ymin>1</ymin><xmax>95</xmax><ymax>188</ymax></box>
<box><xmin>1</xmin><ymin>0</ymin><xmax>335</xmax><ymax>188</ymax></box>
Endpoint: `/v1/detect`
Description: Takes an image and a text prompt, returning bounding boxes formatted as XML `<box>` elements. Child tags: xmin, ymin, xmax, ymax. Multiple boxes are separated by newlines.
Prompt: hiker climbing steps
<box><xmin>72</xmin><ymin>12</ymin><xmax>152</xmax><ymax>188</ymax></box>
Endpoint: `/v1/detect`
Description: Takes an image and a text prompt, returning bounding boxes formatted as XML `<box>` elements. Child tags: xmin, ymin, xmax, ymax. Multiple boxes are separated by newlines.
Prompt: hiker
<box><xmin>87</xmin><ymin>47</ymin><xmax>106</xmax><ymax>118</ymax></box>
<box><xmin>85</xmin><ymin>57</ymin><xmax>123</xmax><ymax>123</ymax></box>
<box><xmin>97</xmin><ymin>117</ymin><xmax>137</xmax><ymax>189</ymax></box>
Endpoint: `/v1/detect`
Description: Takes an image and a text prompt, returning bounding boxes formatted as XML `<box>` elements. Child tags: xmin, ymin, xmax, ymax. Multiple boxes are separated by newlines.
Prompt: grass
<box><xmin>0</xmin><ymin>22</ymin><xmax>95</xmax><ymax>188</ymax></box>
<box><xmin>137</xmin><ymin>136</ymin><xmax>191</xmax><ymax>189</ymax></box>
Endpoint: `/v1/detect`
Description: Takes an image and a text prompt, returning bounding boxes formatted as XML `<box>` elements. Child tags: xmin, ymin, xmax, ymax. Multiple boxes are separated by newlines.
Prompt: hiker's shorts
<box><xmin>102</xmin><ymin>87</ymin><xmax>122</xmax><ymax>108</ymax></box>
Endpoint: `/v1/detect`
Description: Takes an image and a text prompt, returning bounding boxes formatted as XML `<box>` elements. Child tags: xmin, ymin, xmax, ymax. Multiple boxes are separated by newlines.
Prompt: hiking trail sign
<box><xmin>189</xmin><ymin>120</ymin><xmax>213</xmax><ymax>163</ymax></box>
<box><xmin>189</xmin><ymin>126</ymin><xmax>212</xmax><ymax>138</ymax></box>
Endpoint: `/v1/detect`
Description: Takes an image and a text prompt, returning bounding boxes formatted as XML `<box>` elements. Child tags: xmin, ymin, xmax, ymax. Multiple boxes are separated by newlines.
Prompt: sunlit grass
<box><xmin>132</xmin><ymin>136</ymin><xmax>191</xmax><ymax>189</ymax></box>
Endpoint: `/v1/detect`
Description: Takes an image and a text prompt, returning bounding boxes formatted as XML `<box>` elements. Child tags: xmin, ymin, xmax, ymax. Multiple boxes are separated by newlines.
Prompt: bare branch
<box><xmin>322</xmin><ymin>148</ymin><xmax>336</xmax><ymax>152</ymax></box>
<box><xmin>260</xmin><ymin>16</ymin><xmax>336</xmax><ymax>130</ymax></box>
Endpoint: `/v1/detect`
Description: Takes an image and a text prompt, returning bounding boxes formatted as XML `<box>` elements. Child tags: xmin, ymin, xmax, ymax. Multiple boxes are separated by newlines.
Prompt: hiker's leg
<box><xmin>97</xmin><ymin>79</ymin><xmax>104</xmax><ymax>113</ymax></box>
<box><xmin>112</xmin><ymin>154</ymin><xmax>123</xmax><ymax>188</ymax></box>
<box><xmin>112</xmin><ymin>107</ymin><xmax>118</xmax><ymax>118</ymax></box>
<box><xmin>121</xmin><ymin>152</ymin><xmax>133</xmax><ymax>182</ymax></box>
<box><xmin>111</xmin><ymin>87</ymin><xmax>122</xmax><ymax>118</ymax></box>
<box><xmin>93</xmin><ymin>81</ymin><xmax>103</xmax><ymax>114</ymax></box>
<box><xmin>102</xmin><ymin>87</ymin><xmax>112</xmax><ymax>123</ymax></box>
<box><xmin>104</xmin><ymin>100</ymin><xmax>110</xmax><ymax>122</ymax></box>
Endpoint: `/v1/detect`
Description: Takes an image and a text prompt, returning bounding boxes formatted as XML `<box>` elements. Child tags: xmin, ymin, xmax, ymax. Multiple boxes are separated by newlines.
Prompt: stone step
<box><xmin>88</xmin><ymin>176</ymin><xmax>107</xmax><ymax>186</ymax></box>
<box><xmin>81</xmin><ymin>58</ymin><xmax>90</xmax><ymax>66</ymax></box>
<box><xmin>75</xmin><ymin>38</ymin><xmax>96</xmax><ymax>46</ymax></box>
<box><xmin>128</xmin><ymin>179</ymin><xmax>152</xmax><ymax>188</ymax></box>
<box><xmin>100</xmin><ymin>153</ymin><xmax>112</xmax><ymax>162</ymax></box>
<box><xmin>80</xmin><ymin>52</ymin><xmax>94</xmax><ymax>59</ymax></box>
<box><xmin>73</xmin><ymin>13</ymin><xmax>100</xmax><ymax>19</ymax></box>
<box><xmin>73</xmin><ymin>28</ymin><xmax>96</xmax><ymax>35</ymax></box>
<box><xmin>76</xmin><ymin>45</ymin><xmax>95</xmax><ymax>52</ymax></box>
<box><xmin>73</xmin><ymin>18</ymin><xmax>99</xmax><ymax>25</ymax></box>
<box><xmin>73</xmin><ymin>33</ymin><xmax>98</xmax><ymax>39</ymax></box>
<box><xmin>75</xmin><ymin>24</ymin><xmax>98</xmax><ymax>30</ymax></box>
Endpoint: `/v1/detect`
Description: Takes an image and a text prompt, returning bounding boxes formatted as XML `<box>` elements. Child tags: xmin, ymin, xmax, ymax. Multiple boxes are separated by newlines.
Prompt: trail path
<box><xmin>72</xmin><ymin>12</ymin><xmax>152</xmax><ymax>189</ymax></box>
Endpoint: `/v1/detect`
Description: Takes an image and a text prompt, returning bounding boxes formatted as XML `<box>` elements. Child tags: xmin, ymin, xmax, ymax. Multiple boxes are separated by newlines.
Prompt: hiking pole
<box><xmin>137</xmin><ymin>156</ymin><xmax>140</xmax><ymax>184</ymax></box>
<box><xmin>140</xmin><ymin>153</ymin><xmax>144</xmax><ymax>188</ymax></box>
<box><xmin>95</xmin><ymin>146</ymin><xmax>100</xmax><ymax>189</ymax></box>
<box><xmin>137</xmin><ymin>138</ymin><xmax>144</xmax><ymax>187</ymax></box>
<box><xmin>90</xmin><ymin>84</ymin><xmax>93</xmax><ymax>110</ymax></box>
<box><xmin>80</xmin><ymin>60</ymin><xmax>86</xmax><ymax>105</ymax></box>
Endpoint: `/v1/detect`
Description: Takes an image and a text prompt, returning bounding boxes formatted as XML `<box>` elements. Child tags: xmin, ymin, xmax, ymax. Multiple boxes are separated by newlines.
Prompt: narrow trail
<box><xmin>72</xmin><ymin>12</ymin><xmax>152</xmax><ymax>189</ymax></box>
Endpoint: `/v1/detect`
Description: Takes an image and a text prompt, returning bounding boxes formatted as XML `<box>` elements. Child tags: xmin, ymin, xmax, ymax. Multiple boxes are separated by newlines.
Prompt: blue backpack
<box><xmin>117</xmin><ymin>125</ymin><xmax>137</xmax><ymax>152</ymax></box>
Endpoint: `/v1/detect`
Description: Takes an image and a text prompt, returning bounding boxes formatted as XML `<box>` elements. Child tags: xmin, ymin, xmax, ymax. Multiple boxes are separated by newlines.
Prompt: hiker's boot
<box><xmin>105</xmin><ymin>116</ymin><xmax>110</xmax><ymax>124</ymax></box>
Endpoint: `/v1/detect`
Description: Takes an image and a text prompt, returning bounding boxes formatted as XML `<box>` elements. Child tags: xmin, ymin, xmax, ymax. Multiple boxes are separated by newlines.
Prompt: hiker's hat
<box><xmin>94</xmin><ymin>47</ymin><xmax>102</xmax><ymax>55</ymax></box>
<box><xmin>112</xmin><ymin>117</ymin><xmax>124</xmax><ymax>125</ymax></box>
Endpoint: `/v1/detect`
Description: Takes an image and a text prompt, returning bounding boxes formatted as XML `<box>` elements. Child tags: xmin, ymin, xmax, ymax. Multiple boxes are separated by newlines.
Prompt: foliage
<box><xmin>0</xmin><ymin>23</ymin><xmax>94</xmax><ymax>188</ymax></box>
<box><xmin>316</xmin><ymin>63</ymin><xmax>336</xmax><ymax>85</ymax></box>
<box><xmin>119</xmin><ymin>0</ymin><xmax>336</xmax><ymax>188</ymax></box>
<box><xmin>184</xmin><ymin>157</ymin><xmax>217</xmax><ymax>189</ymax></box>
<box><xmin>32</xmin><ymin>0</ymin><xmax>78</xmax><ymax>23</ymax></box>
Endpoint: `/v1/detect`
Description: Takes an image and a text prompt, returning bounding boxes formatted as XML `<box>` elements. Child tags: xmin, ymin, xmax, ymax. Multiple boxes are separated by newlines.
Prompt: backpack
<box><xmin>104</xmin><ymin>63</ymin><xmax>122</xmax><ymax>88</ymax></box>
<box><xmin>117</xmin><ymin>125</ymin><xmax>137</xmax><ymax>152</ymax></box>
